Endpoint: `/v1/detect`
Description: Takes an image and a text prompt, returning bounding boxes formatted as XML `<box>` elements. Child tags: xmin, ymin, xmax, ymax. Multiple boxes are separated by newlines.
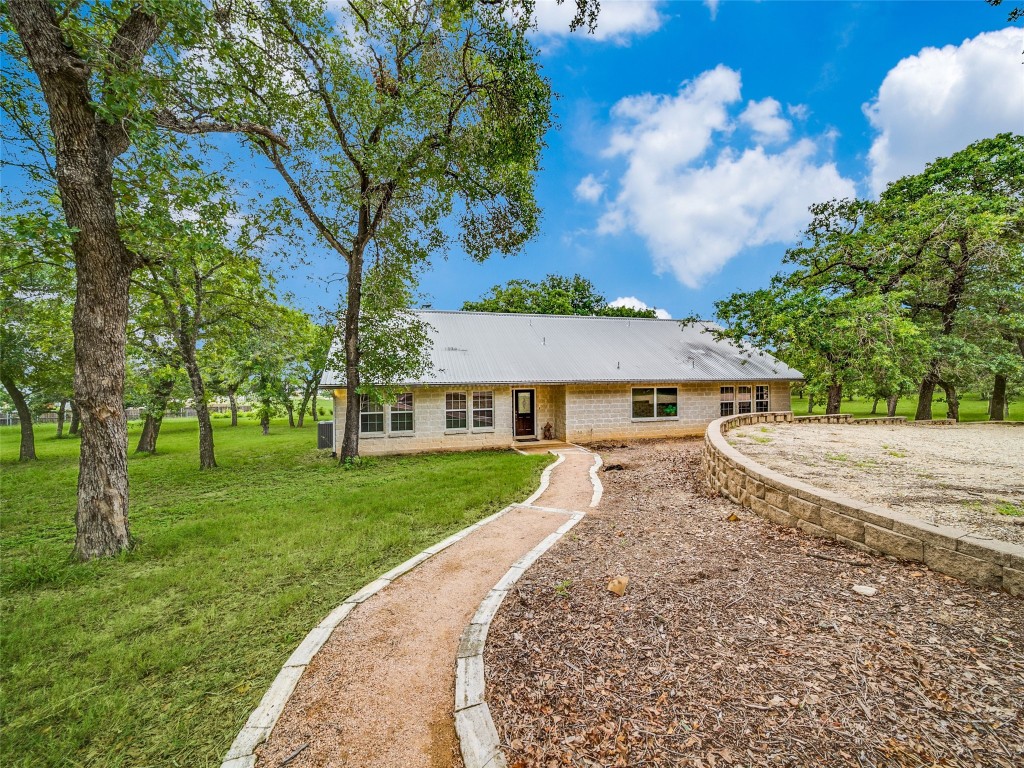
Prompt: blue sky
<box><xmin>407</xmin><ymin>1</ymin><xmax>1021</xmax><ymax>321</ymax></box>
<box><xmin>276</xmin><ymin>1</ymin><xmax>1022</xmax><ymax>320</ymax></box>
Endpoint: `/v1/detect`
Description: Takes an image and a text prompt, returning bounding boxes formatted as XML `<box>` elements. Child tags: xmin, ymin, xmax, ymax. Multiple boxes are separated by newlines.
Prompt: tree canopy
<box><xmin>463</xmin><ymin>273</ymin><xmax>660</xmax><ymax>317</ymax></box>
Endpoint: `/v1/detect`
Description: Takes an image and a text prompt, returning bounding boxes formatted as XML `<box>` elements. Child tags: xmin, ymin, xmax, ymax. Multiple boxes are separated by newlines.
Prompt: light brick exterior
<box><xmin>331</xmin><ymin>381</ymin><xmax>792</xmax><ymax>455</ymax></box>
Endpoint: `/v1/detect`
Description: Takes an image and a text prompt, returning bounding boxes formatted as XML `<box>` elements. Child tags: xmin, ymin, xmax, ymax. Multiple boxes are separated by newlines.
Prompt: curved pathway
<box><xmin>231</xmin><ymin>446</ymin><xmax>598</xmax><ymax>768</ymax></box>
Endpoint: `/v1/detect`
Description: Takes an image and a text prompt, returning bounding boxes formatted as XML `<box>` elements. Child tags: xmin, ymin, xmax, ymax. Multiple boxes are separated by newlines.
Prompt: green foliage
<box><xmin>463</xmin><ymin>273</ymin><xmax>659</xmax><ymax>317</ymax></box>
<box><xmin>0</xmin><ymin>418</ymin><xmax>551</xmax><ymax>766</ymax></box>
<box><xmin>697</xmin><ymin>134</ymin><xmax>1024</xmax><ymax>417</ymax></box>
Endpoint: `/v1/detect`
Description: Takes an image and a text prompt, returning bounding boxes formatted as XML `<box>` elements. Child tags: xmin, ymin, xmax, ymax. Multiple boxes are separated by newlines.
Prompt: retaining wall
<box><xmin>702</xmin><ymin>412</ymin><xmax>1023</xmax><ymax>596</ymax></box>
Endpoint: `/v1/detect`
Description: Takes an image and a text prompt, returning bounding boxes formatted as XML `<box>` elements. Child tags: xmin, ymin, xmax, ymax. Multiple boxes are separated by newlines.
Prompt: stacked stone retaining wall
<box><xmin>701</xmin><ymin>412</ymin><xmax>1023</xmax><ymax>596</ymax></box>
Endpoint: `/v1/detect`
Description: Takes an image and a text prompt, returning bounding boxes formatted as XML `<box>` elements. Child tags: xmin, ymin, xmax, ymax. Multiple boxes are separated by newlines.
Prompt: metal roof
<box><xmin>320</xmin><ymin>310</ymin><xmax>803</xmax><ymax>387</ymax></box>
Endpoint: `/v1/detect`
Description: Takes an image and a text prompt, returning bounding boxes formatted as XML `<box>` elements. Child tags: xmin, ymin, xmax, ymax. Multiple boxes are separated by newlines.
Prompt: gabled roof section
<box><xmin>321</xmin><ymin>310</ymin><xmax>803</xmax><ymax>387</ymax></box>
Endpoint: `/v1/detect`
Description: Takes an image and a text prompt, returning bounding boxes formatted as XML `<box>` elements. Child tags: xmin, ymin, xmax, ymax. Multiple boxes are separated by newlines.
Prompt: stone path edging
<box><xmin>221</xmin><ymin>452</ymin><xmax>567</xmax><ymax>768</ymax></box>
<box><xmin>703</xmin><ymin>412</ymin><xmax>1024</xmax><ymax>595</ymax></box>
<box><xmin>454</xmin><ymin>450</ymin><xmax>604</xmax><ymax>768</ymax></box>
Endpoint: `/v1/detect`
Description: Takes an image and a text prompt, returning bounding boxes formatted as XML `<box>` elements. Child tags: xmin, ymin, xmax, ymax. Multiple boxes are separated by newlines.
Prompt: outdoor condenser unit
<box><xmin>317</xmin><ymin>420</ymin><xmax>334</xmax><ymax>452</ymax></box>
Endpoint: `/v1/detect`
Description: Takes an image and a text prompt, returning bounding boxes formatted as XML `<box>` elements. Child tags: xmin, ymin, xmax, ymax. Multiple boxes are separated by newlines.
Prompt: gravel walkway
<box><xmin>253</xmin><ymin>448</ymin><xmax>597</xmax><ymax>768</ymax></box>
<box><xmin>486</xmin><ymin>439</ymin><xmax>1024</xmax><ymax>768</ymax></box>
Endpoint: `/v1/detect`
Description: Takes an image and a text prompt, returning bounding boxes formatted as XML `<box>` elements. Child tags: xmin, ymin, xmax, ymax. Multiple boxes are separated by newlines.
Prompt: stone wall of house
<box><xmin>565</xmin><ymin>382</ymin><xmax>791</xmax><ymax>444</ymax></box>
<box><xmin>702</xmin><ymin>411</ymin><xmax>1023</xmax><ymax>595</ymax></box>
<box><xmin>330</xmin><ymin>380</ymin><xmax>795</xmax><ymax>456</ymax></box>
<box><xmin>332</xmin><ymin>384</ymin><xmax>566</xmax><ymax>455</ymax></box>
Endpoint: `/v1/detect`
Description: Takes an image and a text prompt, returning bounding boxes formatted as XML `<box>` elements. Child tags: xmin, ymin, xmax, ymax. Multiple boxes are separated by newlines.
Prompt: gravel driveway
<box><xmin>728</xmin><ymin>423</ymin><xmax>1024</xmax><ymax>545</ymax></box>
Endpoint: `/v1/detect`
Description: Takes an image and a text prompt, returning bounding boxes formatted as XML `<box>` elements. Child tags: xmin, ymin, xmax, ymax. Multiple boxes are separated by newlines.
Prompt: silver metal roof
<box><xmin>321</xmin><ymin>310</ymin><xmax>803</xmax><ymax>387</ymax></box>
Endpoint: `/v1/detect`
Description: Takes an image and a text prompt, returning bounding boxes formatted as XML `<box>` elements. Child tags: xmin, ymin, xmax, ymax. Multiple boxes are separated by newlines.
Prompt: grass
<box><xmin>0</xmin><ymin>417</ymin><xmax>550</xmax><ymax>767</ymax></box>
<box><xmin>996</xmin><ymin>502</ymin><xmax>1024</xmax><ymax>517</ymax></box>
<box><xmin>789</xmin><ymin>392</ymin><xmax>1023</xmax><ymax>422</ymax></box>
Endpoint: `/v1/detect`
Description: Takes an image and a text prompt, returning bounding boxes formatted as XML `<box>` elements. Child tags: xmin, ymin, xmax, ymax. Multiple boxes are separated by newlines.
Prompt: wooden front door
<box><xmin>513</xmin><ymin>389</ymin><xmax>535</xmax><ymax>437</ymax></box>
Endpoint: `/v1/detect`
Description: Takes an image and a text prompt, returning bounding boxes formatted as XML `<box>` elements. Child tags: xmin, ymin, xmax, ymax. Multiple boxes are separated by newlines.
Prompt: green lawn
<box><xmin>0</xmin><ymin>418</ymin><xmax>549</xmax><ymax>767</ymax></box>
<box><xmin>790</xmin><ymin>392</ymin><xmax>1022</xmax><ymax>422</ymax></box>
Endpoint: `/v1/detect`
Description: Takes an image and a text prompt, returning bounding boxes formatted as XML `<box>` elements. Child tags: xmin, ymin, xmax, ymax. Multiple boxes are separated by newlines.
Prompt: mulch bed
<box><xmin>485</xmin><ymin>439</ymin><xmax>1024</xmax><ymax>768</ymax></box>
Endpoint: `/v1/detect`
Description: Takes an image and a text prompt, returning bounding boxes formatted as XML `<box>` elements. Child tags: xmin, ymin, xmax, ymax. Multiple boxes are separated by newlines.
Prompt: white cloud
<box><xmin>864</xmin><ymin>27</ymin><xmax>1024</xmax><ymax>195</ymax></box>
<box><xmin>609</xmin><ymin>296</ymin><xmax>671</xmax><ymax>319</ymax></box>
<box><xmin>574</xmin><ymin>174</ymin><xmax>606</xmax><ymax>202</ymax></box>
<box><xmin>529</xmin><ymin>0</ymin><xmax>664</xmax><ymax>45</ymax></box>
<box><xmin>739</xmin><ymin>97</ymin><xmax>791</xmax><ymax>144</ymax></box>
<box><xmin>704</xmin><ymin>0</ymin><xmax>720</xmax><ymax>21</ymax></box>
<box><xmin>597</xmin><ymin>66</ymin><xmax>855</xmax><ymax>288</ymax></box>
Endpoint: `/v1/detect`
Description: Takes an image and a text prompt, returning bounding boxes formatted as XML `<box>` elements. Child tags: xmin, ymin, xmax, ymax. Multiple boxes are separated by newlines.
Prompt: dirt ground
<box><xmin>728</xmin><ymin>423</ymin><xmax>1024</xmax><ymax>545</ymax></box>
<box><xmin>533</xmin><ymin>449</ymin><xmax>599</xmax><ymax>511</ymax></box>
<box><xmin>255</xmin><ymin>505</ymin><xmax>568</xmax><ymax>768</ymax></box>
<box><xmin>486</xmin><ymin>439</ymin><xmax>1024</xmax><ymax>768</ymax></box>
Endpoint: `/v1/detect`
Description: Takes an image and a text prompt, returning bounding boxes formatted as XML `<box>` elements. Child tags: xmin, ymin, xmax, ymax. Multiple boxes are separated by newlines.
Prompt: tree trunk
<box><xmin>228</xmin><ymin>390</ymin><xmax>238</xmax><ymax>426</ymax></box>
<box><xmin>135</xmin><ymin>415</ymin><xmax>159</xmax><ymax>454</ymax></box>
<box><xmin>806</xmin><ymin>393</ymin><xmax>815</xmax><ymax>414</ymax></box>
<box><xmin>261</xmin><ymin>407</ymin><xmax>270</xmax><ymax>436</ymax></box>
<box><xmin>340</xmin><ymin>247</ymin><xmax>365</xmax><ymax>460</ymax></box>
<box><xmin>886</xmin><ymin>395</ymin><xmax>899</xmax><ymax>418</ymax></box>
<box><xmin>69</xmin><ymin>400</ymin><xmax>81</xmax><ymax>435</ymax></box>
<box><xmin>135</xmin><ymin>378</ymin><xmax>174</xmax><ymax>454</ymax></box>
<box><xmin>297</xmin><ymin>390</ymin><xmax>311</xmax><ymax>427</ymax></box>
<box><xmin>915</xmin><ymin>372</ymin><xmax>937</xmax><ymax>421</ymax></box>
<box><xmin>825</xmin><ymin>383</ymin><xmax>843</xmax><ymax>415</ymax></box>
<box><xmin>286</xmin><ymin>400</ymin><xmax>295</xmax><ymax>427</ymax></box>
<box><xmin>939</xmin><ymin>380</ymin><xmax>959</xmax><ymax>422</ymax></box>
<box><xmin>870</xmin><ymin>397</ymin><xmax>879</xmax><ymax>415</ymax></box>
<box><xmin>8</xmin><ymin>0</ymin><xmax>156</xmax><ymax>559</ymax></box>
<box><xmin>311</xmin><ymin>390</ymin><xmax>318</xmax><ymax>420</ymax></box>
<box><xmin>180</xmin><ymin>345</ymin><xmax>216</xmax><ymax>469</ymax></box>
<box><xmin>56</xmin><ymin>399</ymin><xmax>67</xmax><ymax>438</ymax></box>
<box><xmin>0</xmin><ymin>373</ymin><xmax>37</xmax><ymax>461</ymax></box>
<box><xmin>990</xmin><ymin>374</ymin><xmax>1007</xmax><ymax>421</ymax></box>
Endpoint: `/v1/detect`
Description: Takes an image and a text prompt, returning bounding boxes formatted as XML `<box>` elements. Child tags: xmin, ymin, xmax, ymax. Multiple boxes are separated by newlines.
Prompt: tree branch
<box><xmin>152</xmin><ymin>109</ymin><xmax>290</xmax><ymax>149</ymax></box>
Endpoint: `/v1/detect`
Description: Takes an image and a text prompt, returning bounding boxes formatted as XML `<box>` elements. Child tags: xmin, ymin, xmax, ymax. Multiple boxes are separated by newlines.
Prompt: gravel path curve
<box><xmin>253</xmin><ymin>447</ymin><xmax>597</xmax><ymax>768</ymax></box>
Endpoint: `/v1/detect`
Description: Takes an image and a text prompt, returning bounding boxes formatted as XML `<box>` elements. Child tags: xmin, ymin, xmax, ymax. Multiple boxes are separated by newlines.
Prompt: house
<box><xmin>321</xmin><ymin>310</ymin><xmax>802</xmax><ymax>455</ymax></box>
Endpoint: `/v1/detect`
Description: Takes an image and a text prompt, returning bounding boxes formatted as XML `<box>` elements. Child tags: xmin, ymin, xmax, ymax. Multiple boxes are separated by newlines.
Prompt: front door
<box><xmin>513</xmin><ymin>389</ymin><xmax>535</xmax><ymax>438</ymax></box>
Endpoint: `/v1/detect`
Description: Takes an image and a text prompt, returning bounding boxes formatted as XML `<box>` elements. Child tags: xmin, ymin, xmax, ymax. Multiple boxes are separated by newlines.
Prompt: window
<box><xmin>390</xmin><ymin>392</ymin><xmax>414</xmax><ymax>432</ymax></box>
<box><xmin>359</xmin><ymin>394</ymin><xmax>384</xmax><ymax>434</ymax></box>
<box><xmin>755</xmin><ymin>385</ymin><xmax>770</xmax><ymax>413</ymax></box>
<box><xmin>720</xmin><ymin>386</ymin><xmax>735</xmax><ymax>417</ymax></box>
<box><xmin>737</xmin><ymin>385</ymin><xmax>752</xmax><ymax>414</ymax></box>
<box><xmin>445</xmin><ymin>392</ymin><xmax>467</xmax><ymax>430</ymax></box>
<box><xmin>472</xmin><ymin>391</ymin><xmax>494</xmax><ymax>429</ymax></box>
<box><xmin>632</xmin><ymin>387</ymin><xmax>679</xmax><ymax>420</ymax></box>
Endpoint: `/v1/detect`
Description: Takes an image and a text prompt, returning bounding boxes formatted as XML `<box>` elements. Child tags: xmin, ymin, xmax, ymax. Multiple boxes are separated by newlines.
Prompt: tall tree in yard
<box><xmin>4</xmin><ymin>1</ymin><xmax>285</xmax><ymax>558</ymax></box>
<box><xmin>0</xmin><ymin>211</ymin><xmax>75</xmax><ymax>460</ymax></box>
<box><xmin>127</xmin><ymin>155</ymin><xmax>280</xmax><ymax>468</ymax></box>
<box><xmin>212</xmin><ymin>0</ymin><xmax>551</xmax><ymax>459</ymax></box>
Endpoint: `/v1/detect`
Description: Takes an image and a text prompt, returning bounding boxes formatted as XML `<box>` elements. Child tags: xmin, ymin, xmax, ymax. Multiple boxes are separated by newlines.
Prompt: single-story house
<box><xmin>321</xmin><ymin>310</ymin><xmax>802</xmax><ymax>455</ymax></box>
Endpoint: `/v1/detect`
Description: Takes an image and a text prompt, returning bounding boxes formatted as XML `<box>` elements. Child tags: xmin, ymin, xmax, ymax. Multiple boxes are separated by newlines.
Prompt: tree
<box><xmin>4</xmin><ymin>0</ymin><xmax>286</xmax><ymax>558</ymax></box>
<box><xmin>211</xmin><ymin>0</ymin><xmax>552</xmax><ymax>460</ymax></box>
<box><xmin>292</xmin><ymin>315</ymin><xmax>333</xmax><ymax>428</ymax></box>
<box><xmin>699</xmin><ymin>287</ymin><xmax>923</xmax><ymax>415</ymax></box>
<box><xmin>0</xmin><ymin>211</ymin><xmax>75</xmax><ymax>460</ymax></box>
<box><xmin>462</xmin><ymin>273</ymin><xmax>659</xmax><ymax>317</ymax></box>
<box><xmin>125</xmin><ymin>334</ymin><xmax>188</xmax><ymax>455</ymax></box>
<box><xmin>128</xmin><ymin>157</ymin><xmax>279</xmax><ymax>469</ymax></box>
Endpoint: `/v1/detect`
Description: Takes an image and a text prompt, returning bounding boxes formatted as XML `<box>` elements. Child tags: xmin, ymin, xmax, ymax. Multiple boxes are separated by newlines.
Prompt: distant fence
<box><xmin>0</xmin><ymin>404</ymin><xmax>253</xmax><ymax>427</ymax></box>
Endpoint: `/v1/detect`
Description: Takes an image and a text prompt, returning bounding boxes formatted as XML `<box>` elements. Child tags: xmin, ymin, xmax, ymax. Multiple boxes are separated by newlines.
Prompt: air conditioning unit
<box><xmin>317</xmin><ymin>420</ymin><xmax>334</xmax><ymax>452</ymax></box>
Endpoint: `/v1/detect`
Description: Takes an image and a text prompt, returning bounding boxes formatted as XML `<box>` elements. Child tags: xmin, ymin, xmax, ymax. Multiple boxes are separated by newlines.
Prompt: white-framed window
<box><xmin>390</xmin><ymin>392</ymin><xmax>414</xmax><ymax>433</ymax></box>
<box><xmin>359</xmin><ymin>394</ymin><xmax>384</xmax><ymax>434</ymax></box>
<box><xmin>472</xmin><ymin>391</ymin><xmax>494</xmax><ymax>429</ymax></box>
<box><xmin>755</xmin><ymin>385</ymin><xmax>770</xmax><ymax>413</ymax></box>
<box><xmin>446</xmin><ymin>392</ymin><xmax>467</xmax><ymax>430</ymax></box>
<box><xmin>720</xmin><ymin>386</ymin><xmax>735</xmax><ymax>417</ymax></box>
<box><xmin>737</xmin><ymin>385</ymin><xmax>752</xmax><ymax>414</ymax></box>
<box><xmin>632</xmin><ymin>387</ymin><xmax>679</xmax><ymax>420</ymax></box>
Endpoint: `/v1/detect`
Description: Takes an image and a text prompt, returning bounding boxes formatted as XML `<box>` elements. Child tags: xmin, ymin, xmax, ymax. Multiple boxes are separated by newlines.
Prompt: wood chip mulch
<box><xmin>485</xmin><ymin>439</ymin><xmax>1024</xmax><ymax>768</ymax></box>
